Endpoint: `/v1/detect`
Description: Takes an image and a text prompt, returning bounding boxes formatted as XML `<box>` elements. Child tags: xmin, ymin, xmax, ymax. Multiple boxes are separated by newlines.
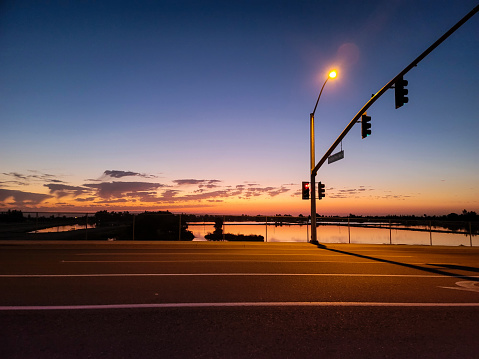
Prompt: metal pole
<box><xmin>309</xmin><ymin>75</ymin><xmax>332</xmax><ymax>244</ymax></box>
<box><xmin>265</xmin><ymin>216</ymin><xmax>268</xmax><ymax>242</ymax></box>
<box><xmin>310</xmin><ymin>113</ymin><xmax>317</xmax><ymax>243</ymax></box>
<box><xmin>132</xmin><ymin>214</ymin><xmax>135</xmax><ymax>241</ymax></box>
<box><xmin>348</xmin><ymin>217</ymin><xmax>351</xmax><ymax>244</ymax></box>
<box><xmin>307</xmin><ymin>219</ymin><xmax>309</xmax><ymax>242</ymax></box>
<box><xmin>179</xmin><ymin>213</ymin><xmax>182</xmax><ymax>241</ymax></box>
<box><xmin>469</xmin><ymin>222</ymin><xmax>473</xmax><ymax>247</ymax></box>
<box><xmin>85</xmin><ymin>213</ymin><xmax>88</xmax><ymax>240</ymax></box>
<box><xmin>429</xmin><ymin>221</ymin><xmax>432</xmax><ymax>246</ymax></box>
<box><xmin>389</xmin><ymin>219</ymin><xmax>392</xmax><ymax>244</ymax></box>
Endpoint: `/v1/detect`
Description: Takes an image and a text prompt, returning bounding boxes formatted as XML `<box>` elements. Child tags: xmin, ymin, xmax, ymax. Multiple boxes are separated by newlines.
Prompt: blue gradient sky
<box><xmin>1</xmin><ymin>0</ymin><xmax>478</xmax><ymax>215</ymax></box>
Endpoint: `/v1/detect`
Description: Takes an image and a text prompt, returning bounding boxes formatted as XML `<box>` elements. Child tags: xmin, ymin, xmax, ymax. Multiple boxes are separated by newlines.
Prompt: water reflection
<box><xmin>188</xmin><ymin>223</ymin><xmax>477</xmax><ymax>246</ymax></box>
<box><xmin>31</xmin><ymin>224</ymin><xmax>96</xmax><ymax>233</ymax></box>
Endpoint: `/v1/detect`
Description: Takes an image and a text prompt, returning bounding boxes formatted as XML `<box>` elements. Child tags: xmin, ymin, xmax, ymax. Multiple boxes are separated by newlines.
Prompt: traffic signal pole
<box><xmin>311</xmin><ymin>4</ymin><xmax>478</xmax><ymax>179</ymax></box>
<box><xmin>310</xmin><ymin>73</ymin><xmax>333</xmax><ymax>244</ymax></box>
<box><xmin>310</xmin><ymin>112</ymin><xmax>317</xmax><ymax>243</ymax></box>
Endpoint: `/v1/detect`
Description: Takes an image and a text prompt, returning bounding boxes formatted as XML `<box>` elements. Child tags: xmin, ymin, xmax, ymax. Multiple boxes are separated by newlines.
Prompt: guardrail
<box><xmin>0</xmin><ymin>211</ymin><xmax>477</xmax><ymax>246</ymax></box>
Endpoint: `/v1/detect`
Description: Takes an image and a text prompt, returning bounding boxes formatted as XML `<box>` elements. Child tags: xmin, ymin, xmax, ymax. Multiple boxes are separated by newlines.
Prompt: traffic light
<box><xmin>395</xmin><ymin>76</ymin><xmax>408</xmax><ymax>109</ymax></box>
<box><xmin>302</xmin><ymin>182</ymin><xmax>310</xmax><ymax>200</ymax></box>
<box><xmin>361</xmin><ymin>114</ymin><xmax>371</xmax><ymax>139</ymax></box>
<box><xmin>318</xmin><ymin>182</ymin><xmax>325</xmax><ymax>200</ymax></box>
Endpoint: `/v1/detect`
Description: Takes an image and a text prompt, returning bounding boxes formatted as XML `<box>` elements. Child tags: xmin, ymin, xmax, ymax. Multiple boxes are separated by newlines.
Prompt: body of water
<box><xmin>31</xmin><ymin>224</ymin><xmax>96</xmax><ymax>233</ymax></box>
<box><xmin>188</xmin><ymin>222</ymin><xmax>477</xmax><ymax>246</ymax></box>
<box><xmin>29</xmin><ymin>221</ymin><xmax>476</xmax><ymax>246</ymax></box>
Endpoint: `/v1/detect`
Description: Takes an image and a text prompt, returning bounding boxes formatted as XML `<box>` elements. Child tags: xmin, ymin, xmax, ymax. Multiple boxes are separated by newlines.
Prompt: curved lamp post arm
<box><xmin>312</xmin><ymin>77</ymin><xmax>330</xmax><ymax>117</ymax></box>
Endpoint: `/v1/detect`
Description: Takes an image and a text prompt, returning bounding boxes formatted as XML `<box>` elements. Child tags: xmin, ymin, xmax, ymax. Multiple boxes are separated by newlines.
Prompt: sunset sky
<box><xmin>1</xmin><ymin>0</ymin><xmax>478</xmax><ymax>216</ymax></box>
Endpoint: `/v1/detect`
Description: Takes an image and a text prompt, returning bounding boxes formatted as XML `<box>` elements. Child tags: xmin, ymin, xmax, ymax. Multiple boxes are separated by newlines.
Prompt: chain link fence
<box><xmin>0</xmin><ymin>210</ymin><xmax>477</xmax><ymax>245</ymax></box>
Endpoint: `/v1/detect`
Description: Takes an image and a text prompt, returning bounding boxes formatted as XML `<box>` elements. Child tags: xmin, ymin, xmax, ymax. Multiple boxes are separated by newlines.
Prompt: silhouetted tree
<box><xmin>134</xmin><ymin>212</ymin><xmax>193</xmax><ymax>241</ymax></box>
<box><xmin>205</xmin><ymin>217</ymin><xmax>224</xmax><ymax>241</ymax></box>
<box><xmin>0</xmin><ymin>210</ymin><xmax>24</xmax><ymax>223</ymax></box>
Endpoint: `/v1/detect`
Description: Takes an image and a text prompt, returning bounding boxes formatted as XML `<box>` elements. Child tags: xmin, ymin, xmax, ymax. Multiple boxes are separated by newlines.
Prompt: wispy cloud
<box><xmin>1</xmin><ymin>171</ymin><xmax>66</xmax><ymax>185</ymax></box>
<box><xmin>328</xmin><ymin>186</ymin><xmax>374</xmax><ymax>199</ymax></box>
<box><xmin>0</xmin><ymin>169</ymin><xmax>296</xmax><ymax>210</ymax></box>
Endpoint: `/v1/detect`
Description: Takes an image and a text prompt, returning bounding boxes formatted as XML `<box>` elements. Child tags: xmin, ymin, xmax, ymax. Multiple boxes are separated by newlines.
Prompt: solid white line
<box><xmin>1</xmin><ymin>302</ymin><xmax>479</xmax><ymax>311</ymax></box>
<box><xmin>60</xmin><ymin>260</ymin><xmax>388</xmax><ymax>263</ymax></box>
<box><xmin>1</xmin><ymin>273</ymin><xmax>479</xmax><ymax>278</ymax></box>
<box><xmin>74</xmin><ymin>253</ymin><xmax>351</xmax><ymax>256</ymax></box>
<box><xmin>73</xmin><ymin>252</ymin><xmax>413</xmax><ymax>257</ymax></box>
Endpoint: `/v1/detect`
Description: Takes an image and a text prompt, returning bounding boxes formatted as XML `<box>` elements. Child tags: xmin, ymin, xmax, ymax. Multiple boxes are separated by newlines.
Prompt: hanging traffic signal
<box><xmin>318</xmin><ymin>182</ymin><xmax>325</xmax><ymax>199</ymax></box>
<box><xmin>302</xmin><ymin>182</ymin><xmax>310</xmax><ymax>200</ymax></box>
<box><xmin>361</xmin><ymin>114</ymin><xmax>371</xmax><ymax>139</ymax></box>
<box><xmin>395</xmin><ymin>76</ymin><xmax>409</xmax><ymax>109</ymax></box>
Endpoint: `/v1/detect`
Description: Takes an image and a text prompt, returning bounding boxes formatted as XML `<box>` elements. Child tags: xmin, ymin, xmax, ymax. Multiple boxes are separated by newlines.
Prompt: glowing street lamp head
<box><xmin>328</xmin><ymin>70</ymin><xmax>337</xmax><ymax>79</ymax></box>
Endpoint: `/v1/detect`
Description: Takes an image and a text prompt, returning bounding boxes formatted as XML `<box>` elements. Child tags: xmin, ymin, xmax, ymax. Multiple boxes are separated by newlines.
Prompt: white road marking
<box><xmin>1</xmin><ymin>302</ymin><xmax>479</xmax><ymax>311</ymax></box>
<box><xmin>60</xmin><ymin>260</ymin><xmax>388</xmax><ymax>263</ymax></box>
<box><xmin>440</xmin><ymin>281</ymin><xmax>479</xmax><ymax>293</ymax></box>
<box><xmin>73</xmin><ymin>252</ymin><xmax>412</xmax><ymax>257</ymax></box>
<box><xmin>1</xmin><ymin>273</ymin><xmax>478</xmax><ymax>278</ymax></box>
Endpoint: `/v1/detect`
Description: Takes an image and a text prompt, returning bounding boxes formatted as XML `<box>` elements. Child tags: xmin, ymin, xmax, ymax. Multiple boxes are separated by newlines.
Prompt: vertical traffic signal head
<box><xmin>318</xmin><ymin>182</ymin><xmax>325</xmax><ymax>199</ymax></box>
<box><xmin>395</xmin><ymin>76</ymin><xmax>409</xmax><ymax>109</ymax></box>
<box><xmin>361</xmin><ymin>114</ymin><xmax>371</xmax><ymax>139</ymax></box>
<box><xmin>302</xmin><ymin>182</ymin><xmax>310</xmax><ymax>200</ymax></box>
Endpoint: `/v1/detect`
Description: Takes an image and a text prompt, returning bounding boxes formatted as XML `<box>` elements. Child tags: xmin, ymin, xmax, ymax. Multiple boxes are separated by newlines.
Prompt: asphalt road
<box><xmin>1</xmin><ymin>240</ymin><xmax>479</xmax><ymax>358</ymax></box>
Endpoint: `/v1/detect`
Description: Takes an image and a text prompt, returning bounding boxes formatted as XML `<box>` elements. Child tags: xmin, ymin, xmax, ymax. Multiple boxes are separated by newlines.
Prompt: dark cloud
<box><xmin>75</xmin><ymin>197</ymin><xmax>97</xmax><ymax>202</ymax></box>
<box><xmin>160</xmin><ymin>189</ymin><xmax>180</xmax><ymax>201</ymax></box>
<box><xmin>184</xmin><ymin>189</ymin><xmax>236</xmax><ymax>201</ymax></box>
<box><xmin>0</xmin><ymin>188</ymin><xmax>53</xmax><ymax>206</ymax></box>
<box><xmin>173</xmin><ymin>179</ymin><xmax>222</xmax><ymax>188</ymax></box>
<box><xmin>172</xmin><ymin>185</ymin><xmax>289</xmax><ymax>201</ymax></box>
<box><xmin>45</xmin><ymin>184</ymin><xmax>92</xmax><ymax>198</ymax></box>
<box><xmin>84</xmin><ymin>181</ymin><xmax>165</xmax><ymax>199</ymax></box>
<box><xmin>103</xmin><ymin>170</ymin><xmax>158</xmax><ymax>179</ymax></box>
<box><xmin>95</xmin><ymin>198</ymin><xmax>130</xmax><ymax>204</ymax></box>
<box><xmin>268</xmin><ymin>187</ymin><xmax>291</xmax><ymax>197</ymax></box>
<box><xmin>243</xmin><ymin>187</ymin><xmax>275</xmax><ymax>198</ymax></box>
<box><xmin>199</xmin><ymin>180</ymin><xmax>222</xmax><ymax>189</ymax></box>
<box><xmin>173</xmin><ymin>179</ymin><xmax>204</xmax><ymax>185</ymax></box>
<box><xmin>104</xmin><ymin>170</ymin><xmax>138</xmax><ymax>178</ymax></box>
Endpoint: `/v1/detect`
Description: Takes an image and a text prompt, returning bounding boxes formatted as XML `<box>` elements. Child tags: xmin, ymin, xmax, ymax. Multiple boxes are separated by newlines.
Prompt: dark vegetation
<box><xmin>204</xmin><ymin>217</ymin><xmax>264</xmax><ymax>242</ymax></box>
<box><xmin>132</xmin><ymin>212</ymin><xmax>194</xmax><ymax>241</ymax></box>
<box><xmin>0</xmin><ymin>210</ymin><xmax>194</xmax><ymax>241</ymax></box>
<box><xmin>344</xmin><ymin>210</ymin><xmax>478</xmax><ymax>235</ymax></box>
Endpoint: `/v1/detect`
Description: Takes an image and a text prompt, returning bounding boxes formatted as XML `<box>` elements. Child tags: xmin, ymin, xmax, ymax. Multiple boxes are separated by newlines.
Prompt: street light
<box><xmin>310</xmin><ymin>70</ymin><xmax>337</xmax><ymax>243</ymax></box>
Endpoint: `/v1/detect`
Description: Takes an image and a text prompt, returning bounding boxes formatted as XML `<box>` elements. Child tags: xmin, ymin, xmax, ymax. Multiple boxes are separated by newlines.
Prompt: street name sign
<box><xmin>328</xmin><ymin>150</ymin><xmax>344</xmax><ymax>164</ymax></box>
